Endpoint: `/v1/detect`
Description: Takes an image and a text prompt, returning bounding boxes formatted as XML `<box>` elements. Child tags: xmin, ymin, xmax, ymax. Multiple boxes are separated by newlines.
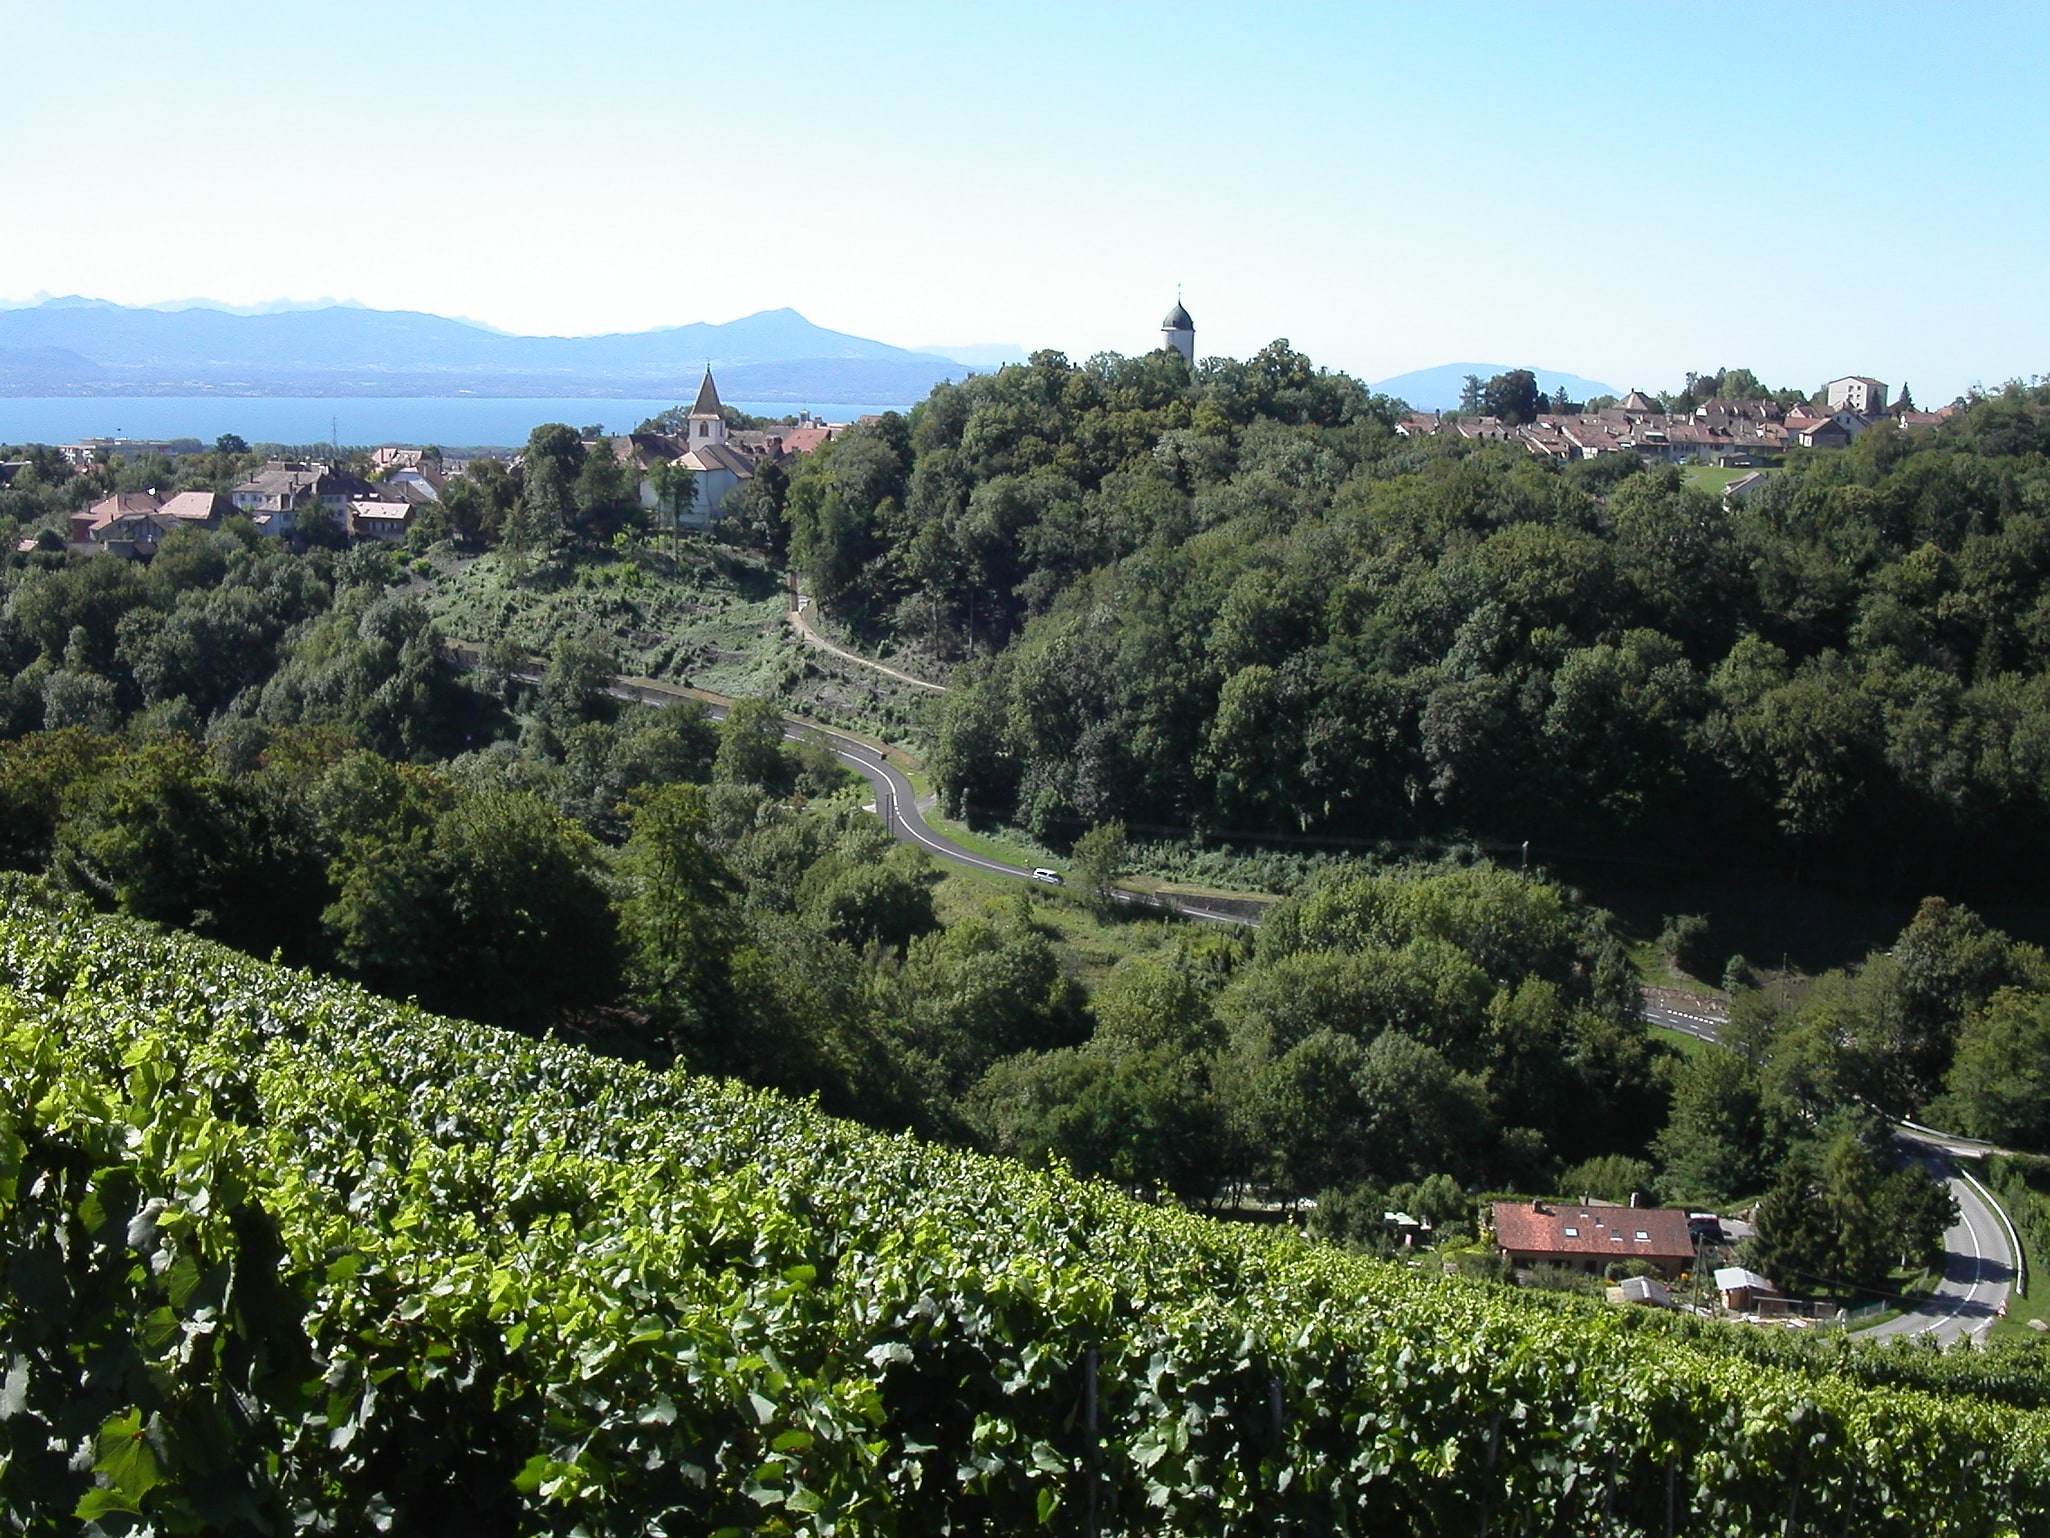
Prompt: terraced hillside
<box><xmin>3</xmin><ymin>883</ymin><xmax>2048</xmax><ymax>1535</ymax></box>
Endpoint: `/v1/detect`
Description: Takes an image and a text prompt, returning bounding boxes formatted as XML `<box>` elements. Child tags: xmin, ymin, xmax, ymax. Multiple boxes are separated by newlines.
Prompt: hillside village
<box><xmin>10</xmin><ymin>368</ymin><xmax>848</xmax><ymax>559</ymax></box>
<box><xmin>1398</xmin><ymin>373</ymin><xmax>1951</xmax><ymax>498</ymax></box>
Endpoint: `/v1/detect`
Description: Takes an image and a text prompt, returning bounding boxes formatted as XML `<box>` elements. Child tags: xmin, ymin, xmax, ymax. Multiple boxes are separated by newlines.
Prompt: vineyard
<box><xmin>4</xmin><ymin>881</ymin><xmax>2050</xmax><ymax>1535</ymax></box>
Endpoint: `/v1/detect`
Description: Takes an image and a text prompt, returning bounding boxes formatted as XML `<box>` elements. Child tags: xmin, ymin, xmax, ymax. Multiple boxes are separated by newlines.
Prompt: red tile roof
<box><xmin>1491</xmin><ymin>1201</ymin><xmax>1693</xmax><ymax>1263</ymax></box>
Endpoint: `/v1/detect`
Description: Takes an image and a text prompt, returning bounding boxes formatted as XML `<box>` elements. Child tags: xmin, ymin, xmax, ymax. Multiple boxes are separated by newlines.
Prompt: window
<box><xmin>1562</xmin><ymin>1226</ymin><xmax>1579</xmax><ymax>1238</ymax></box>
<box><xmin>1635</xmin><ymin>1231</ymin><xmax>1651</xmax><ymax>1242</ymax></box>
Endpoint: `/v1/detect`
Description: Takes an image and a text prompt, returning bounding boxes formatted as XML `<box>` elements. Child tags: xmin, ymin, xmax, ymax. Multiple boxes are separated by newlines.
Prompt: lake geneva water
<box><xmin>0</xmin><ymin>398</ymin><xmax>883</xmax><ymax>449</ymax></box>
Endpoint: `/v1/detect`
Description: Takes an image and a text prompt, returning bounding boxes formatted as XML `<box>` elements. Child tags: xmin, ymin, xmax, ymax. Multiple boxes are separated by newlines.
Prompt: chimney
<box><xmin>1629</xmin><ymin>1191</ymin><xmax>1641</xmax><ymax>1208</ymax></box>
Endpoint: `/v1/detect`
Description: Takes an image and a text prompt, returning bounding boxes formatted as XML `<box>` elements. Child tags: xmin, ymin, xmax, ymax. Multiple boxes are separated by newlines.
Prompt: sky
<box><xmin>3</xmin><ymin>1</ymin><xmax>2046</xmax><ymax>401</ymax></box>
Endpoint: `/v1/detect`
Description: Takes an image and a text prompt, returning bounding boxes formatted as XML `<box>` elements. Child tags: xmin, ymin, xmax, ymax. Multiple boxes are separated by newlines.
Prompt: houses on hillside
<box><xmin>1401</xmin><ymin>376</ymin><xmax>1954</xmax><ymax>469</ymax></box>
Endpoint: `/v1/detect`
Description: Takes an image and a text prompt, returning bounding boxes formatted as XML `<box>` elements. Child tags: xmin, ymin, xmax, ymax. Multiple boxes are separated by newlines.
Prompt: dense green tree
<box><xmin>713</xmin><ymin>696</ymin><xmax>791</xmax><ymax>791</ymax></box>
<box><xmin>1936</xmin><ymin>988</ymin><xmax>2050</xmax><ymax>1147</ymax></box>
<box><xmin>1653</xmin><ymin>1043</ymin><xmax>1773</xmax><ymax>1204</ymax></box>
<box><xmin>1480</xmin><ymin>369</ymin><xmax>1541</xmax><ymax>426</ymax></box>
<box><xmin>1748</xmin><ymin>1113</ymin><xmax>1956</xmax><ymax>1296</ymax></box>
<box><xmin>1068</xmin><ymin>817</ymin><xmax>1128</xmax><ymax>903</ymax></box>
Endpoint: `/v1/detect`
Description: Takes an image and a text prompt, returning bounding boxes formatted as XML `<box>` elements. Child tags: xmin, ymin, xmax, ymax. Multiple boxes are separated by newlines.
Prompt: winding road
<box><xmin>1864</xmin><ymin>1149</ymin><xmax>2015</xmax><ymax>1344</ymax></box>
<box><xmin>607</xmin><ymin>676</ymin><xmax>1259</xmax><ymax>927</ymax></box>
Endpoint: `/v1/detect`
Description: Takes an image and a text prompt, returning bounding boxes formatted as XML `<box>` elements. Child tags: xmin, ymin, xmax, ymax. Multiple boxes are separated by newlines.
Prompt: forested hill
<box><xmin>782</xmin><ymin>346</ymin><xmax>2050</xmax><ymax>889</ymax></box>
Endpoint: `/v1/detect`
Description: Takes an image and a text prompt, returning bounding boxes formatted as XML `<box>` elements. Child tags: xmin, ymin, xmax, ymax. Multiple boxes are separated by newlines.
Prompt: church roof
<box><xmin>690</xmin><ymin>369</ymin><xmax>723</xmax><ymax>418</ymax></box>
<box><xmin>1162</xmin><ymin>301</ymin><xmax>1194</xmax><ymax>331</ymax></box>
<box><xmin>682</xmin><ymin>441</ymin><xmax>756</xmax><ymax>477</ymax></box>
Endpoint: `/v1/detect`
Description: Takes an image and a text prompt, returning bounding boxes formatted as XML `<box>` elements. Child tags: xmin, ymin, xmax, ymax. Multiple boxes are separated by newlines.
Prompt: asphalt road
<box><xmin>1639</xmin><ymin>985</ymin><xmax>2018</xmax><ymax>1342</ymax></box>
<box><xmin>606</xmin><ymin>679</ymin><xmax>1257</xmax><ymax>927</ymax></box>
<box><xmin>1865</xmin><ymin>1148</ymin><xmax>2016</xmax><ymax>1345</ymax></box>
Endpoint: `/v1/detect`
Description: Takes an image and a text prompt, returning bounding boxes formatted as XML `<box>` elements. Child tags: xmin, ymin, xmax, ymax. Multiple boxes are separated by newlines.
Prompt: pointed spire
<box><xmin>690</xmin><ymin>368</ymin><xmax>722</xmax><ymax>418</ymax></box>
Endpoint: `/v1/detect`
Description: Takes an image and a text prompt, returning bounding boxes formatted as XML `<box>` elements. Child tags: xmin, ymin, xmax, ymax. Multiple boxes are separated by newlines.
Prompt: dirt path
<box><xmin>786</xmin><ymin>586</ymin><xmax>948</xmax><ymax>695</ymax></box>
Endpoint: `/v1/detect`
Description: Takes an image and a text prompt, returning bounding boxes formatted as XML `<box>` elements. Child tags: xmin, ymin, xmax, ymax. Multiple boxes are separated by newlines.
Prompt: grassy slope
<box><xmin>424</xmin><ymin>544</ymin><xmax>942</xmax><ymax>748</ymax></box>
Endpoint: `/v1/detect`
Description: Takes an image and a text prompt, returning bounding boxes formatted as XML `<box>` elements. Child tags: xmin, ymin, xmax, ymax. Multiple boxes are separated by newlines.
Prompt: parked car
<box><xmin>1031</xmin><ymin>868</ymin><xmax>1063</xmax><ymax>885</ymax></box>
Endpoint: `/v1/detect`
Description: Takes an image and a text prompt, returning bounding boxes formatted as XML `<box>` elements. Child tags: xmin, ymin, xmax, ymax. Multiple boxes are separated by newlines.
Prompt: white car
<box><xmin>1030</xmin><ymin>868</ymin><xmax>1063</xmax><ymax>885</ymax></box>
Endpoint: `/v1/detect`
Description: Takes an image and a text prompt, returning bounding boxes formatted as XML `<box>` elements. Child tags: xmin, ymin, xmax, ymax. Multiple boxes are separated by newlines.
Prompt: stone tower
<box><xmin>1161</xmin><ymin>295</ymin><xmax>1195</xmax><ymax>363</ymax></box>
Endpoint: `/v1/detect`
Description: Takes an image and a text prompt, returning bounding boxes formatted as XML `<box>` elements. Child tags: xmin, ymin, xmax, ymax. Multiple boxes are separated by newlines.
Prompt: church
<box><xmin>673</xmin><ymin>369</ymin><xmax>761</xmax><ymax>527</ymax></box>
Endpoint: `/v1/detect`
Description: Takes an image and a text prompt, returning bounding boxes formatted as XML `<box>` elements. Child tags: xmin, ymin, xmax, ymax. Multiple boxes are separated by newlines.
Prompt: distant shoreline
<box><xmin>0</xmin><ymin>396</ymin><xmax>888</xmax><ymax>449</ymax></box>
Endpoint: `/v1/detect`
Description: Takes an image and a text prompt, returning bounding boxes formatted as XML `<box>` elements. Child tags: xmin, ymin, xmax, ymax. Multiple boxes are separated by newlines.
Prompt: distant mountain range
<box><xmin>0</xmin><ymin>299</ymin><xmax>1010</xmax><ymax>406</ymax></box>
<box><xmin>1369</xmin><ymin>362</ymin><xmax>1621</xmax><ymax>412</ymax></box>
<box><xmin>0</xmin><ymin>299</ymin><xmax>1621</xmax><ymax>415</ymax></box>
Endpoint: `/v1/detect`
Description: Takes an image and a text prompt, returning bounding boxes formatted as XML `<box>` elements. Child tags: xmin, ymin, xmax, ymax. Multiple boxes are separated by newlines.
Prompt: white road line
<box><xmin>1919</xmin><ymin>1202</ymin><xmax>1986</xmax><ymax>1337</ymax></box>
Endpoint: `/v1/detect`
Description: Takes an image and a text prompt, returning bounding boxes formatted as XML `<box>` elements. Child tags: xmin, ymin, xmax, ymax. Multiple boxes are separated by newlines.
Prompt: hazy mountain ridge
<box><xmin>1370</xmin><ymin>362</ymin><xmax>1620</xmax><ymax>412</ymax></box>
<box><xmin>0</xmin><ymin>299</ymin><xmax>982</xmax><ymax>404</ymax></box>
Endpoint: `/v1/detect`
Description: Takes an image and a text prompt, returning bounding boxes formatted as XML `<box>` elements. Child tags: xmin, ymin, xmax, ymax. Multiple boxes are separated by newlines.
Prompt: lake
<box><xmin>0</xmin><ymin>397</ymin><xmax>885</xmax><ymax>450</ymax></box>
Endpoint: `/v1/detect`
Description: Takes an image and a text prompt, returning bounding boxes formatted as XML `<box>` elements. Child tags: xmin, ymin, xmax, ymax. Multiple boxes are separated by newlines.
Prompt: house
<box><xmin>346</xmin><ymin>500</ymin><xmax>414</xmax><ymax>542</ymax></box>
<box><xmin>379</xmin><ymin>475</ymin><xmax>441</xmax><ymax>508</ymax></box>
<box><xmin>1794</xmin><ymin>417</ymin><xmax>1852</xmax><ymax>450</ymax></box>
<box><xmin>369</xmin><ymin>446</ymin><xmax>441</xmax><ymax>474</ymax></box>
<box><xmin>1826</xmin><ymin>376</ymin><xmax>1888</xmax><ymax>414</ymax></box>
<box><xmin>231</xmin><ymin>462</ymin><xmax>326</xmax><ymax>516</ymax></box>
<box><xmin>230</xmin><ymin>461</ymin><xmax>378</xmax><ymax>534</ymax></box>
<box><xmin>1714</xmin><ymin>1266</ymin><xmax>1779</xmax><ymax>1312</ymax></box>
<box><xmin>1490</xmin><ymin>1199</ymin><xmax>1697</xmax><ymax>1280</ymax></box>
<box><xmin>70</xmin><ymin>491</ymin><xmax>160</xmax><ymax>545</ymax></box>
<box><xmin>154</xmin><ymin>490</ymin><xmax>230</xmax><ymax>528</ymax></box>
<box><xmin>778</xmin><ymin>424</ymin><xmax>840</xmax><ymax>456</ymax></box>
<box><xmin>1723</xmin><ymin>470</ymin><xmax>1771</xmax><ymax>505</ymax></box>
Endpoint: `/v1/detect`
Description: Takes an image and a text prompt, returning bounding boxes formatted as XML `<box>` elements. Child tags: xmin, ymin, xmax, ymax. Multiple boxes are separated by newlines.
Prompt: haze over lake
<box><xmin>0</xmin><ymin>397</ymin><xmax>875</xmax><ymax>449</ymax></box>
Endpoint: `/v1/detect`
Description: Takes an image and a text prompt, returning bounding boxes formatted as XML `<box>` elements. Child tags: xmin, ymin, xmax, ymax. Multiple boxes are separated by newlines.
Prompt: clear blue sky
<box><xmin>4</xmin><ymin>1</ymin><xmax>2044</xmax><ymax>400</ymax></box>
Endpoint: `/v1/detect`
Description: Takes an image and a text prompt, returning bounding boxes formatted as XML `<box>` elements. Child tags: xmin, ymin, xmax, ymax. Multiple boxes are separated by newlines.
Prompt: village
<box><xmin>1396</xmin><ymin>373</ymin><xmax>1947</xmax><ymax>501</ymax></box>
<box><xmin>10</xmin><ymin>368</ymin><xmax>848</xmax><ymax>559</ymax></box>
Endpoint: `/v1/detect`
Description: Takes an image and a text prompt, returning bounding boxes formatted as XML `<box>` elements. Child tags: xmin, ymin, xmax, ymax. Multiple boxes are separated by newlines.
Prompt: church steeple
<box><xmin>688</xmin><ymin>368</ymin><xmax>726</xmax><ymax>445</ymax></box>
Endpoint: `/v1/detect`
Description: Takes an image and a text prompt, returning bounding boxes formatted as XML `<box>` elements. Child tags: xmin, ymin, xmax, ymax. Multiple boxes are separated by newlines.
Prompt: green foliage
<box><xmin>1558</xmin><ymin>1152</ymin><xmax>1659</xmax><ymax>1206</ymax></box>
<box><xmin>325</xmin><ymin>776</ymin><xmax>621</xmax><ymax>1029</ymax></box>
<box><xmin>1068</xmin><ymin>817</ymin><xmax>1128</xmax><ymax>902</ymax></box>
<box><xmin>1747</xmin><ymin>1111</ymin><xmax>1959</xmax><ymax>1297</ymax></box>
<box><xmin>713</xmin><ymin>695</ymin><xmax>791</xmax><ymax>791</ymax></box>
<box><xmin>1658</xmin><ymin>912</ymin><xmax>1713</xmax><ymax>980</ymax></box>
<box><xmin>872</xmin><ymin>362</ymin><xmax>2050</xmax><ymax>892</ymax></box>
<box><xmin>6</xmin><ymin>893</ymin><xmax>2050</xmax><ymax>1534</ymax></box>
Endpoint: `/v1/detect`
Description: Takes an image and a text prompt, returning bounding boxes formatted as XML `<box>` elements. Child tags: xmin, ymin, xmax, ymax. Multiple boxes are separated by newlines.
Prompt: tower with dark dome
<box><xmin>1161</xmin><ymin>294</ymin><xmax>1195</xmax><ymax>362</ymax></box>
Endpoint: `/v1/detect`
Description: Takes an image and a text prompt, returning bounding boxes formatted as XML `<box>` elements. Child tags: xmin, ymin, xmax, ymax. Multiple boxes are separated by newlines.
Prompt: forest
<box><xmin>772</xmin><ymin>349</ymin><xmax>2050</xmax><ymax>895</ymax></box>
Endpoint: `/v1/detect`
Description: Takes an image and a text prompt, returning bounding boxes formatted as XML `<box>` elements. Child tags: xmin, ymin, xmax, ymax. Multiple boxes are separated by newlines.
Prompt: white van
<box><xmin>1030</xmin><ymin>868</ymin><xmax>1063</xmax><ymax>885</ymax></box>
